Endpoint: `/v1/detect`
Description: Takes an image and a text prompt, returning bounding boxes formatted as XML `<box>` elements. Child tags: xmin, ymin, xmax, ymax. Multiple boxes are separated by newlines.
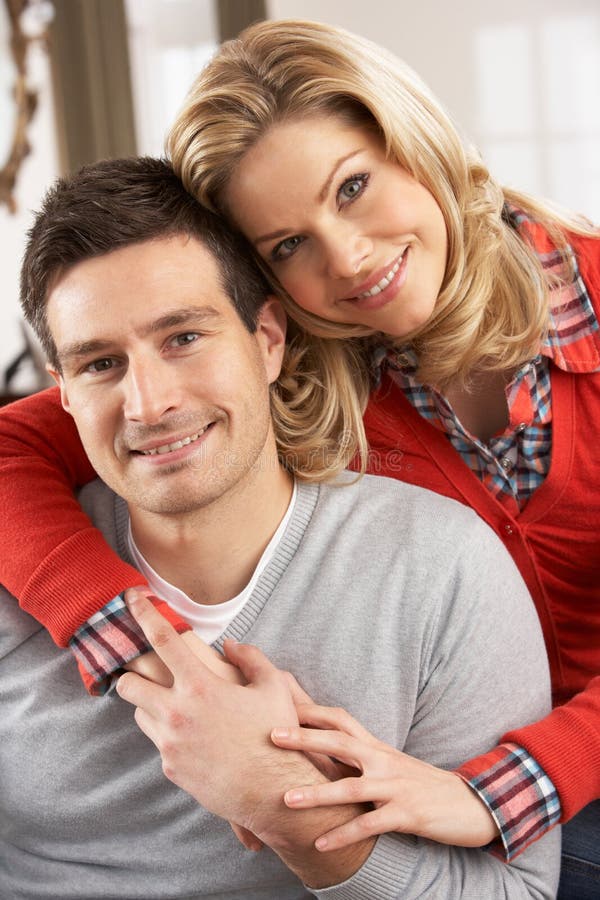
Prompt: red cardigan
<box><xmin>0</xmin><ymin>233</ymin><xmax>598</xmax><ymax>822</ymax></box>
<box><xmin>362</xmin><ymin>231</ymin><xmax>600</xmax><ymax>819</ymax></box>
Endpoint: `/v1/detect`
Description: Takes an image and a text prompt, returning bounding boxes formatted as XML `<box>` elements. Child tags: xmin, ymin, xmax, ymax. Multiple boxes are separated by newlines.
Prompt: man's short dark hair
<box><xmin>20</xmin><ymin>156</ymin><xmax>271</xmax><ymax>370</ymax></box>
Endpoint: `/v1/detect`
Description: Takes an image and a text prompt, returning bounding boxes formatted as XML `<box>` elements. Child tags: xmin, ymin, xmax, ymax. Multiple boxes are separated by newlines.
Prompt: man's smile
<box><xmin>135</xmin><ymin>425</ymin><xmax>212</xmax><ymax>456</ymax></box>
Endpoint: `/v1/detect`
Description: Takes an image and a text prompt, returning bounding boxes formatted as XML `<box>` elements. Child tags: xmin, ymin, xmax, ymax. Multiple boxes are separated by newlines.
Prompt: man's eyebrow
<box><xmin>140</xmin><ymin>306</ymin><xmax>223</xmax><ymax>337</ymax></box>
<box><xmin>253</xmin><ymin>149</ymin><xmax>364</xmax><ymax>247</ymax></box>
<box><xmin>58</xmin><ymin>340</ymin><xmax>114</xmax><ymax>368</ymax></box>
<box><xmin>58</xmin><ymin>307</ymin><xmax>223</xmax><ymax>366</ymax></box>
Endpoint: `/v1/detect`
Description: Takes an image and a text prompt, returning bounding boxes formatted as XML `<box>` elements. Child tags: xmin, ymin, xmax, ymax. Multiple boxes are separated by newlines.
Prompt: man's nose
<box><xmin>324</xmin><ymin>230</ymin><xmax>372</xmax><ymax>280</ymax></box>
<box><xmin>122</xmin><ymin>357</ymin><xmax>180</xmax><ymax>424</ymax></box>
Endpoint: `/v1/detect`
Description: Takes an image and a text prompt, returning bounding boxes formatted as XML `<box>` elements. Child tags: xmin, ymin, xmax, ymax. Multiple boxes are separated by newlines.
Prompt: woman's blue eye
<box><xmin>338</xmin><ymin>174</ymin><xmax>368</xmax><ymax>205</ymax></box>
<box><xmin>272</xmin><ymin>235</ymin><xmax>304</xmax><ymax>261</ymax></box>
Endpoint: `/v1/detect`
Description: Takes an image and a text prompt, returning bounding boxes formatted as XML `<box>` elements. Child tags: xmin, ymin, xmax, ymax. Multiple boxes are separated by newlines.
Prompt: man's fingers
<box><xmin>116</xmin><ymin>670</ymin><xmax>170</xmax><ymax>717</ymax></box>
<box><xmin>229</xmin><ymin>822</ymin><xmax>264</xmax><ymax>852</ymax></box>
<box><xmin>125</xmin><ymin>588</ymin><xmax>210</xmax><ymax>683</ymax></box>
<box><xmin>284</xmin><ymin>672</ymin><xmax>314</xmax><ymax>706</ymax></box>
<box><xmin>222</xmin><ymin>639</ymin><xmax>280</xmax><ymax>685</ymax></box>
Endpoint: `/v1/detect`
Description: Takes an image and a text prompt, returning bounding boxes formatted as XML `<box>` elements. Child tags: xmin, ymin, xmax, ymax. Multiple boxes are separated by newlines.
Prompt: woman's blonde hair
<box><xmin>168</xmin><ymin>18</ymin><xmax>597</xmax><ymax>474</ymax></box>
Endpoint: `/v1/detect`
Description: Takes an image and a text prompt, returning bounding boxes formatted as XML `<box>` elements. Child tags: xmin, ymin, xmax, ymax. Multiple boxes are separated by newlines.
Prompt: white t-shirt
<box><xmin>126</xmin><ymin>483</ymin><xmax>297</xmax><ymax>643</ymax></box>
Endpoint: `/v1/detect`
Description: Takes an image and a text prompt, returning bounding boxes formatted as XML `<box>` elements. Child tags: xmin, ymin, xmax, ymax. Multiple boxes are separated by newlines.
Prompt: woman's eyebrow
<box><xmin>317</xmin><ymin>149</ymin><xmax>363</xmax><ymax>202</ymax></box>
<box><xmin>253</xmin><ymin>148</ymin><xmax>364</xmax><ymax>247</ymax></box>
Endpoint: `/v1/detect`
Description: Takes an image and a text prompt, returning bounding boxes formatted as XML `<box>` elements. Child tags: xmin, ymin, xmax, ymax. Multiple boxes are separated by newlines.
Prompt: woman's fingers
<box><xmin>284</xmin><ymin>775</ymin><xmax>393</xmax><ymax>809</ymax></box>
<box><xmin>313</xmin><ymin>806</ymin><xmax>396</xmax><ymax>852</ymax></box>
<box><xmin>125</xmin><ymin>589</ymin><xmax>209</xmax><ymax>684</ymax></box>
<box><xmin>271</xmin><ymin>725</ymin><xmax>372</xmax><ymax>770</ymax></box>
<box><xmin>292</xmin><ymin>702</ymin><xmax>377</xmax><ymax>743</ymax></box>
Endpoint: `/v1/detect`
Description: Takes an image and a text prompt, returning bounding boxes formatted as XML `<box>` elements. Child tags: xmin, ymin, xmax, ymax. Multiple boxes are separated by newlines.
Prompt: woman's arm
<box><xmin>456</xmin><ymin>674</ymin><xmax>600</xmax><ymax>857</ymax></box>
<box><xmin>269</xmin><ymin>680</ymin><xmax>600</xmax><ymax>862</ymax></box>
<box><xmin>0</xmin><ymin>388</ymin><xmax>189</xmax><ymax>692</ymax></box>
<box><xmin>269</xmin><ymin>699</ymin><xmax>500</xmax><ymax>851</ymax></box>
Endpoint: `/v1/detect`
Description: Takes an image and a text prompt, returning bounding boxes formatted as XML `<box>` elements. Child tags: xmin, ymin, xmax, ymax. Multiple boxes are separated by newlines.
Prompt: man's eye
<box><xmin>271</xmin><ymin>235</ymin><xmax>305</xmax><ymax>262</ymax></box>
<box><xmin>172</xmin><ymin>332</ymin><xmax>200</xmax><ymax>347</ymax></box>
<box><xmin>85</xmin><ymin>358</ymin><xmax>113</xmax><ymax>373</ymax></box>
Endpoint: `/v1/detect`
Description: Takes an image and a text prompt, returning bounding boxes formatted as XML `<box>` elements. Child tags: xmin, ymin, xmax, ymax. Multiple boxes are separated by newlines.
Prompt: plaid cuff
<box><xmin>69</xmin><ymin>593</ymin><xmax>155</xmax><ymax>696</ymax></box>
<box><xmin>455</xmin><ymin>742</ymin><xmax>561</xmax><ymax>861</ymax></box>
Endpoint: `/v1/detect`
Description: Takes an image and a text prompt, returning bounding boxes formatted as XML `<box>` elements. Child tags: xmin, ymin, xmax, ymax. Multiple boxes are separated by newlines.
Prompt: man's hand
<box><xmin>117</xmin><ymin>591</ymin><xmax>300</xmax><ymax>829</ymax></box>
<box><xmin>270</xmin><ymin>702</ymin><xmax>500</xmax><ymax>852</ymax></box>
<box><xmin>116</xmin><ymin>592</ymin><xmax>374</xmax><ymax>888</ymax></box>
<box><xmin>123</xmin><ymin>588</ymin><xmax>243</xmax><ymax>687</ymax></box>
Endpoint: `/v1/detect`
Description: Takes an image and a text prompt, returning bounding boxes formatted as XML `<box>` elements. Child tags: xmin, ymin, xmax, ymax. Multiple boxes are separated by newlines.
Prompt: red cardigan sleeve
<box><xmin>502</xmin><ymin>674</ymin><xmax>600</xmax><ymax>819</ymax></box>
<box><xmin>0</xmin><ymin>387</ymin><xmax>163</xmax><ymax>646</ymax></box>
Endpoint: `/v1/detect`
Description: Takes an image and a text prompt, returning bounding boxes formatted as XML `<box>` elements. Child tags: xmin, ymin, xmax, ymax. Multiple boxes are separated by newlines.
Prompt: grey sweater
<box><xmin>0</xmin><ymin>473</ymin><xmax>559</xmax><ymax>899</ymax></box>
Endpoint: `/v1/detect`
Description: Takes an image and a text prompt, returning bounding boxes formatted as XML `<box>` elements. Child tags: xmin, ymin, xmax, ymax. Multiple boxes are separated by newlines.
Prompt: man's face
<box><xmin>47</xmin><ymin>234</ymin><xmax>286</xmax><ymax>516</ymax></box>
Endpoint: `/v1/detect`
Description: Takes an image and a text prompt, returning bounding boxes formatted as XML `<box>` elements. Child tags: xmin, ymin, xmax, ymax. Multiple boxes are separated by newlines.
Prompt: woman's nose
<box><xmin>323</xmin><ymin>230</ymin><xmax>372</xmax><ymax>279</ymax></box>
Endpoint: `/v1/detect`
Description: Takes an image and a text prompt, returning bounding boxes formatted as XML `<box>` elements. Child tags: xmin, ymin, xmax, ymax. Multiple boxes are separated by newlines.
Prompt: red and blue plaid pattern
<box><xmin>456</xmin><ymin>743</ymin><xmax>561</xmax><ymax>861</ymax></box>
<box><xmin>70</xmin><ymin>593</ymin><xmax>152</xmax><ymax>695</ymax></box>
<box><xmin>384</xmin><ymin>217</ymin><xmax>599</xmax><ymax>510</ymax></box>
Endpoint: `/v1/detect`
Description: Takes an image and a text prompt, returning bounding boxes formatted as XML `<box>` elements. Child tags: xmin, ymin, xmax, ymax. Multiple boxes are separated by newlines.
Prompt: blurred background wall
<box><xmin>1</xmin><ymin>0</ymin><xmax>599</xmax><ymax>396</ymax></box>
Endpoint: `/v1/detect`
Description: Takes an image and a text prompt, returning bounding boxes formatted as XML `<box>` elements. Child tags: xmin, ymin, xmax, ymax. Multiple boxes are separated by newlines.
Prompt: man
<box><xmin>0</xmin><ymin>158</ymin><xmax>558</xmax><ymax>898</ymax></box>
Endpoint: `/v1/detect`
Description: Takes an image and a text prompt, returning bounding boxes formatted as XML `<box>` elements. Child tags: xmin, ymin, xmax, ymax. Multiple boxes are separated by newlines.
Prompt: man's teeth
<box><xmin>358</xmin><ymin>254</ymin><xmax>404</xmax><ymax>299</ymax></box>
<box><xmin>140</xmin><ymin>428</ymin><xmax>207</xmax><ymax>456</ymax></box>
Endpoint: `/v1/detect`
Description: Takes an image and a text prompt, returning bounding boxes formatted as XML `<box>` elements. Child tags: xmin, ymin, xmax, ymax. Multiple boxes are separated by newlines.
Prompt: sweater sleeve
<box><xmin>458</xmin><ymin>675</ymin><xmax>600</xmax><ymax>831</ymax></box>
<box><xmin>0</xmin><ymin>388</ymin><xmax>189</xmax><ymax>681</ymax></box>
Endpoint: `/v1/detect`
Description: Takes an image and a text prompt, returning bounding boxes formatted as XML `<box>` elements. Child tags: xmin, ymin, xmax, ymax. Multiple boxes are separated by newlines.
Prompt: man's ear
<box><xmin>46</xmin><ymin>363</ymin><xmax>72</xmax><ymax>415</ymax></box>
<box><xmin>255</xmin><ymin>297</ymin><xmax>287</xmax><ymax>384</ymax></box>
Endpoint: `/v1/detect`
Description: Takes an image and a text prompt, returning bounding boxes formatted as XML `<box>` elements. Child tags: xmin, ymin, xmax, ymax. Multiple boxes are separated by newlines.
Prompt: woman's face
<box><xmin>225</xmin><ymin>115</ymin><xmax>448</xmax><ymax>338</ymax></box>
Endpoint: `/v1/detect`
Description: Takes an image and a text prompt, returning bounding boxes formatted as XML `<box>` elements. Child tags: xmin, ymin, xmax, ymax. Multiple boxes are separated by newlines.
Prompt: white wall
<box><xmin>0</xmin><ymin>41</ymin><xmax>59</xmax><ymax>391</ymax></box>
<box><xmin>269</xmin><ymin>0</ymin><xmax>600</xmax><ymax>219</ymax></box>
<box><xmin>125</xmin><ymin>0</ymin><xmax>218</xmax><ymax>157</ymax></box>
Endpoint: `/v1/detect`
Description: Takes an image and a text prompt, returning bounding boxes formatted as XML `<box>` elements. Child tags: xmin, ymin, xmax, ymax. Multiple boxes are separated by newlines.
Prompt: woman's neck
<box><xmin>443</xmin><ymin>370</ymin><xmax>510</xmax><ymax>443</ymax></box>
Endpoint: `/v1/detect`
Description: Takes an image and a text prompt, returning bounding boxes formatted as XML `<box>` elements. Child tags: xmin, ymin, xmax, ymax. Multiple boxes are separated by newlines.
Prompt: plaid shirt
<box><xmin>71</xmin><ymin>211</ymin><xmax>598</xmax><ymax>861</ymax></box>
<box><xmin>455</xmin><ymin>743</ymin><xmax>561</xmax><ymax>861</ymax></box>
<box><xmin>383</xmin><ymin>210</ymin><xmax>599</xmax><ymax>510</ymax></box>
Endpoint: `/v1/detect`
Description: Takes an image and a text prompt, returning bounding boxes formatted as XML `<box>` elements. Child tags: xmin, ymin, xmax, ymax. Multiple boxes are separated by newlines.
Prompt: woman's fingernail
<box><xmin>315</xmin><ymin>836</ymin><xmax>328</xmax><ymax>851</ymax></box>
<box><xmin>285</xmin><ymin>790</ymin><xmax>304</xmax><ymax>804</ymax></box>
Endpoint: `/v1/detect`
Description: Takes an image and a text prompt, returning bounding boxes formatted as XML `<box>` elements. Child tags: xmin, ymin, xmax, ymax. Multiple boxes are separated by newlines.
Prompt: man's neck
<box><xmin>128</xmin><ymin>461</ymin><xmax>294</xmax><ymax>606</ymax></box>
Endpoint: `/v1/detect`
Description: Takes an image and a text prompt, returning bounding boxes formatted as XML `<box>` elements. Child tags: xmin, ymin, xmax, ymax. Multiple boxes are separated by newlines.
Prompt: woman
<box><xmin>1</xmin><ymin>19</ymin><xmax>598</xmax><ymax>895</ymax></box>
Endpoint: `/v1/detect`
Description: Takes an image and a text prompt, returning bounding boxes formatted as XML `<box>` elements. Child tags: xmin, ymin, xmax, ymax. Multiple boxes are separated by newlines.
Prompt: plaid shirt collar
<box><xmin>383</xmin><ymin>207</ymin><xmax>600</xmax><ymax>379</ymax></box>
<box><xmin>378</xmin><ymin>209</ymin><xmax>599</xmax><ymax>509</ymax></box>
<box><xmin>509</xmin><ymin>206</ymin><xmax>600</xmax><ymax>373</ymax></box>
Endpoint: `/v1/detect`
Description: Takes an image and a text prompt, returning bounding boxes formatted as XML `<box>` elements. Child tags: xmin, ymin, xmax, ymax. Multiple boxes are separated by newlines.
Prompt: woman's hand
<box><xmin>270</xmin><ymin>702</ymin><xmax>499</xmax><ymax>852</ymax></box>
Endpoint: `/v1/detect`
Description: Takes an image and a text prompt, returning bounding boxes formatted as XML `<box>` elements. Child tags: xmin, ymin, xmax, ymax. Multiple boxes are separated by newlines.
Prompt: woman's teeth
<box><xmin>140</xmin><ymin>428</ymin><xmax>207</xmax><ymax>456</ymax></box>
<box><xmin>358</xmin><ymin>254</ymin><xmax>404</xmax><ymax>299</ymax></box>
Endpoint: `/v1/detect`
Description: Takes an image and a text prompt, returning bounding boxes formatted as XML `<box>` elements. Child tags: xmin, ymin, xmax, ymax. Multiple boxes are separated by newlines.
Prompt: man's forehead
<box><xmin>50</xmin><ymin>232</ymin><xmax>221</xmax><ymax>290</ymax></box>
<box><xmin>47</xmin><ymin>235</ymin><xmax>229</xmax><ymax>326</ymax></box>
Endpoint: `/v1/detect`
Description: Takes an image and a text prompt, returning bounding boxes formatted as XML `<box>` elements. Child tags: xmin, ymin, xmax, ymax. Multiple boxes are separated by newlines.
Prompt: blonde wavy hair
<box><xmin>168</xmin><ymin>18</ymin><xmax>597</xmax><ymax>474</ymax></box>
